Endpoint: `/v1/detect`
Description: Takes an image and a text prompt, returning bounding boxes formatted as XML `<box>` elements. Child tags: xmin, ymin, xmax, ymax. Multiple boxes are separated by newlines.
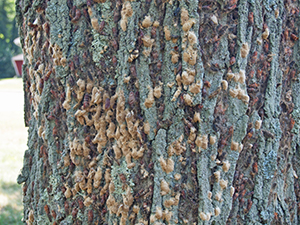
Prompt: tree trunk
<box><xmin>16</xmin><ymin>0</ymin><xmax>300</xmax><ymax>224</ymax></box>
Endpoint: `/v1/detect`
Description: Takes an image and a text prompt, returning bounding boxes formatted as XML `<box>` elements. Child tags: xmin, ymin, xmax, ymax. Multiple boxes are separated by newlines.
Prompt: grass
<box><xmin>0</xmin><ymin>77</ymin><xmax>28</xmax><ymax>224</ymax></box>
<box><xmin>0</xmin><ymin>182</ymin><xmax>23</xmax><ymax>225</ymax></box>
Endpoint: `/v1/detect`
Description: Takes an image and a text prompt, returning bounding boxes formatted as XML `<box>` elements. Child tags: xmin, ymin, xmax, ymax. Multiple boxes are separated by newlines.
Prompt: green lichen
<box><xmin>60</xmin><ymin>215</ymin><xmax>73</xmax><ymax>225</ymax></box>
<box><xmin>111</xmin><ymin>160</ymin><xmax>135</xmax><ymax>195</ymax></box>
<box><xmin>76</xmin><ymin>210</ymin><xmax>84</xmax><ymax>221</ymax></box>
<box><xmin>91</xmin><ymin>30</ymin><xmax>110</xmax><ymax>65</ymax></box>
<box><xmin>150</xmin><ymin>129</ymin><xmax>167</xmax><ymax>223</ymax></box>
<box><xmin>90</xmin><ymin>1</ymin><xmax>113</xmax><ymax>68</ymax></box>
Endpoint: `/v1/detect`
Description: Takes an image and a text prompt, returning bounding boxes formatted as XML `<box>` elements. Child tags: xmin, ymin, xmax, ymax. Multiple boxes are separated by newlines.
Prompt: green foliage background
<box><xmin>0</xmin><ymin>0</ymin><xmax>20</xmax><ymax>79</ymax></box>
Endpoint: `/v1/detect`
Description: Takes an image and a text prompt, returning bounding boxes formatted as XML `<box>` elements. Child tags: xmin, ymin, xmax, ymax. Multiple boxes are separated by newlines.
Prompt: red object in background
<box><xmin>11</xmin><ymin>54</ymin><xmax>23</xmax><ymax>77</ymax></box>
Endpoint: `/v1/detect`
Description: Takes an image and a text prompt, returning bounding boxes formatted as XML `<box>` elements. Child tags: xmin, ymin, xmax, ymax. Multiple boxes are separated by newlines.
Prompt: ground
<box><xmin>0</xmin><ymin>78</ymin><xmax>27</xmax><ymax>225</ymax></box>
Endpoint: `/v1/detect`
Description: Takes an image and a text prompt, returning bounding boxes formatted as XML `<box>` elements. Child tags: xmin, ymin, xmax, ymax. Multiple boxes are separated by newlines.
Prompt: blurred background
<box><xmin>0</xmin><ymin>0</ymin><xmax>21</xmax><ymax>79</ymax></box>
<box><xmin>0</xmin><ymin>0</ymin><xmax>27</xmax><ymax>224</ymax></box>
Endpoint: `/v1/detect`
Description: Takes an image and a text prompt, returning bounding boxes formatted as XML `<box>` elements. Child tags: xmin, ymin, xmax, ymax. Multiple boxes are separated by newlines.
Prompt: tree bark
<box><xmin>16</xmin><ymin>0</ymin><xmax>300</xmax><ymax>224</ymax></box>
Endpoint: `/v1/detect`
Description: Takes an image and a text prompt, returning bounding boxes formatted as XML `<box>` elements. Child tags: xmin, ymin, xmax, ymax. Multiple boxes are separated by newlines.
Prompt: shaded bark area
<box><xmin>16</xmin><ymin>0</ymin><xmax>299</xmax><ymax>224</ymax></box>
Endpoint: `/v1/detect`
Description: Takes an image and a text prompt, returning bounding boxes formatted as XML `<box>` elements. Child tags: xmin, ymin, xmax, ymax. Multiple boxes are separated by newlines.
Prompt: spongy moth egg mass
<box><xmin>142</xmin><ymin>15</ymin><xmax>152</xmax><ymax>28</ymax></box>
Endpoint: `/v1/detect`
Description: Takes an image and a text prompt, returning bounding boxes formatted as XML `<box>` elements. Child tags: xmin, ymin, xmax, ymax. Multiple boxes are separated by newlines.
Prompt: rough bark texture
<box><xmin>16</xmin><ymin>0</ymin><xmax>300</xmax><ymax>224</ymax></box>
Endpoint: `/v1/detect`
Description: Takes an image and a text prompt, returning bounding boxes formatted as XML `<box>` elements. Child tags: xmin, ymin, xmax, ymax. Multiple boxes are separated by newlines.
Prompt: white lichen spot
<box><xmin>255</xmin><ymin>120</ymin><xmax>262</xmax><ymax>129</ymax></box>
<box><xmin>211</xmin><ymin>15</ymin><xmax>218</xmax><ymax>25</ymax></box>
<box><xmin>230</xmin><ymin>186</ymin><xmax>235</xmax><ymax>197</ymax></box>
<box><xmin>293</xmin><ymin>170</ymin><xmax>298</xmax><ymax>179</ymax></box>
<box><xmin>238</xmin><ymin>143</ymin><xmax>243</xmax><ymax>152</ymax></box>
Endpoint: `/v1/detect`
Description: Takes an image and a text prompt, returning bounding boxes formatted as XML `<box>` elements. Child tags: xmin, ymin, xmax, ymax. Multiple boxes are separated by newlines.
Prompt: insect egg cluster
<box><xmin>120</xmin><ymin>2</ymin><xmax>133</xmax><ymax>31</ymax></box>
